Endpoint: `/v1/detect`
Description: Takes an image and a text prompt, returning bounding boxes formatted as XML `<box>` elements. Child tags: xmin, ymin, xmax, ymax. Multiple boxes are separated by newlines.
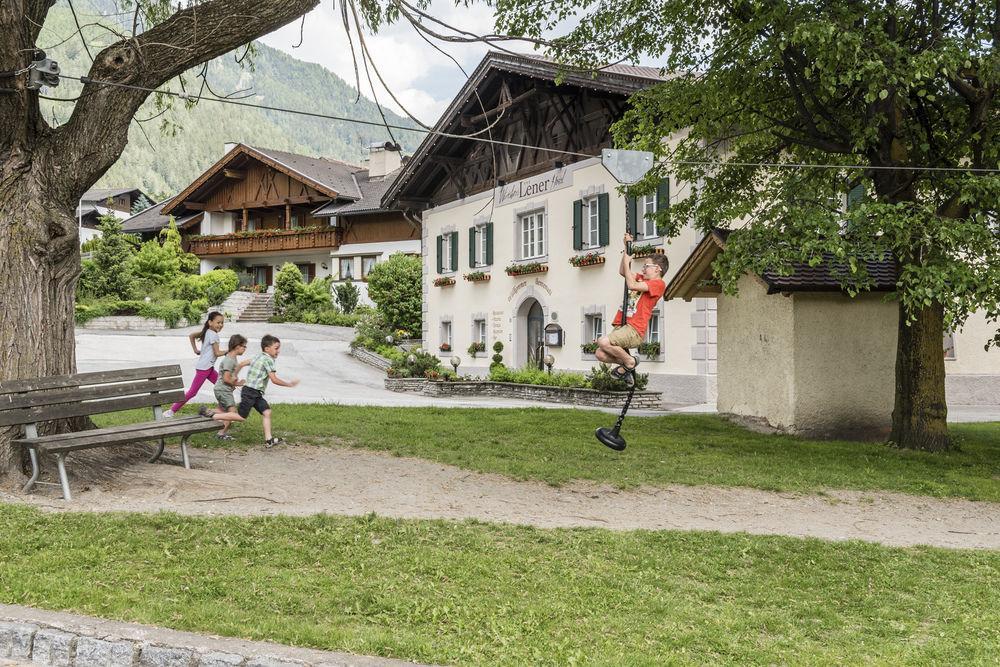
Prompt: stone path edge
<box><xmin>0</xmin><ymin>605</ymin><xmax>431</xmax><ymax>667</ymax></box>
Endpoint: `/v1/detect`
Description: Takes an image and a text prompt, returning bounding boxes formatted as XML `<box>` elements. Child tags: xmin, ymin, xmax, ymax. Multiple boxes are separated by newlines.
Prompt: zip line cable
<box><xmin>48</xmin><ymin>71</ymin><xmax>1000</xmax><ymax>175</ymax></box>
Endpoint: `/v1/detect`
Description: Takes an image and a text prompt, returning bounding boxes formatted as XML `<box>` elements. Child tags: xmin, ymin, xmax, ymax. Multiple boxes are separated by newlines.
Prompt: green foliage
<box><xmin>490</xmin><ymin>340</ymin><xmax>505</xmax><ymax>367</ymax></box>
<box><xmin>334</xmin><ymin>281</ymin><xmax>360</xmax><ymax>314</ymax></box>
<box><xmin>351</xmin><ymin>308</ymin><xmax>390</xmax><ymax>350</ymax></box>
<box><xmin>365</xmin><ymin>253</ymin><xmax>422</xmax><ymax>335</ymax></box>
<box><xmin>88</xmin><ymin>213</ymin><xmax>137</xmax><ymax>299</ymax></box>
<box><xmin>581</xmin><ymin>341</ymin><xmax>599</xmax><ymax>354</ymax></box>
<box><xmin>274</xmin><ymin>262</ymin><xmax>305</xmax><ymax>317</ymax></box>
<box><xmin>74</xmin><ymin>298</ymin><xmax>201</xmax><ymax>328</ymax></box>
<box><xmin>129</xmin><ymin>239</ymin><xmax>180</xmax><ymax>284</ymax></box>
<box><xmin>489</xmin><ymin>365</ymin><xmax>590</xmax><ymax>389</ymax></box>
<box><xmin>388</xmin><ymin>349</ymin><xmax>442</xmax><ymax>378</ymax></box>
<box><xmin>131</xmin><ymin>193</ymin><xmax>154</xmax><ymax>215</ymax></box>
<box><xmin>299</xmin><ymin>276</ymin><xmax>335</xmax><ymax>313</ymax></box>
<box><xmin>637</xmin><ymin>341</ymin><xmax>661</xmax><ymax>359</ymax></box>
<box><xmin>80</xmin><ymin>237</ymin><xmax>101</xmax><ymax>253</ymax></box>
<box><xmin>159</xmin><ymin>219</ymin><xmax>199</xmax><ymax>274</ymax></box>
<box><xmin>175</xmin><ymin>269</ymin><xmax>240</xmax><ymax>305</ymax></box>
<box><xmin>586</xmin><ymin>363</ymin><xmax>649</xmax><ymax>392</ymax></box>
<box><xmin>467</xmin><ymin>341</ymin><xmax>486</xmax><ymax>355</ymax></box>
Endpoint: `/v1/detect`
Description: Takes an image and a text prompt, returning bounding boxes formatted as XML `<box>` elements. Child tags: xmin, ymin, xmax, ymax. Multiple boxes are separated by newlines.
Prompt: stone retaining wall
<box><xmin>79</xmin><ymin>316</ymin><xmax>189</xmax><ymax>331</ymax></box>
<box><xmin>350</xmin><ymin>347</ymin><xmax>392</xmax><ymax>371</ymax></box>
<box><xmin>0</xmin><ymin>609</ymin><xmax>415</xmax><ymax>667</ymax></box>
<box><xmin>384</xmin><ymin>379</ymin><xmax>662</xmax><ymax>409</ymax></box>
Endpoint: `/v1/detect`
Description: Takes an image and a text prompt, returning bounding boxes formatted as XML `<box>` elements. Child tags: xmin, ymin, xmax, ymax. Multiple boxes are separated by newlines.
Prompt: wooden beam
<box><xmin>182</xmin><ymin>201</ymin><xmax>208</xmax><ymax>210</ymax></box>
<box><xmin>241</xmin><ymin>206</ymin><xmax>248</xmax><ymax>232</ymax></box>
<box><xmin>461</xmin><ymin>85</ymin><xmax>540</xmax><ymax>126</ymax></box>
<box><xmin>222</xmin><ymin>169</ymin><xmax>245</xmax><ymax>180</ymax></box>
<box><xmin>285</xmin><ymin>202</ymin><xmax>292</xmax><ymax>230</ymax></box>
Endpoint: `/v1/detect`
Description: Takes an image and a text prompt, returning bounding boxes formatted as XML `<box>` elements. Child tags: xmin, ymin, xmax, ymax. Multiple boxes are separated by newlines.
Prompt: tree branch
<box><xmin>54</xmin><ymin>0</ymin><xmax>318</xmax><ymax>191</ymax></box>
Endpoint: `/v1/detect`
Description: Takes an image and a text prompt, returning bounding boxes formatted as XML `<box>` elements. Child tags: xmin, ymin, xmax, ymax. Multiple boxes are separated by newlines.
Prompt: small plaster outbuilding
<box><xmin>666</xmin><ymin>230</ymin><xmax>905</xmax><ymax>439</ymax></box>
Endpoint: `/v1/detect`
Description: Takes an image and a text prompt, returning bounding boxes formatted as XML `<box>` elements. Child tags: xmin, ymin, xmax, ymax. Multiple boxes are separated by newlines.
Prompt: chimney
<box><xmin>366</xmin><ymin>141</ymin><xmax>402</xmax><ymax>178</ymax></box>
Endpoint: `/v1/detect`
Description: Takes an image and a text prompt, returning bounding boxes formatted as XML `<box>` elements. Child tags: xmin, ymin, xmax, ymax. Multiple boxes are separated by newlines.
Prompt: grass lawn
<box><xmin>100</xmin><ymin>406</ymin><xmax>1000</xmax><ymax>501</ymax></box>
<box><xmin>1</xmin><ymin>505</ymin><xmax>998</xmax><ymax>665</ymax></box>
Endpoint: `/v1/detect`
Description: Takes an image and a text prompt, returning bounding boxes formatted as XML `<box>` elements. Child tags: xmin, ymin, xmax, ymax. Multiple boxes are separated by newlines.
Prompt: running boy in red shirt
<box><xmin>596</xmin><ymin>232</ymin><xmax>669</xmax><ymax>381</ymax></box>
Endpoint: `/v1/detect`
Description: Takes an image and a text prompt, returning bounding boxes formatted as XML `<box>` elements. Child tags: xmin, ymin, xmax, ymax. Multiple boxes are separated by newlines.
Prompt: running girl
<box><xmin>164</xmin><ymin>311</ymin><xmax>225</xmax><ymax>417</ymax></box>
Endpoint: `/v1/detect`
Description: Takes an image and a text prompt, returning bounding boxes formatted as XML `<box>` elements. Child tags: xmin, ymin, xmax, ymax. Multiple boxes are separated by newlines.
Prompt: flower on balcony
<box><xmin>467</xmin><ymin>341</ymin><xmax>486</xmax><ymax>356</ymax></box>
<box><xmin>631</xmin><ymin>244</ymin><xmax>664</xmax><ymax>258</ymax></box>
<box><xmin>439</xmin><ymin>342</ymin><xmax>452</xmax><ymax>352</ymax></box>
<box><xmin>581</xmin><ymin>341</ymin><xmax>599</xmax><ymax>354</ymax></box>
<box><xmin>637</xmin><ymin>341</ymin><xmax>661</xmax><ymax>359</ymax></box>
<box><xmin>569</xmin><ymin>252</ymin><xmax>605</xmax><ymax>268</ymax></box>
<box><xmin>464</xmin><ymin>271</ymin><xmax>490</xmax><ymax>282</ymax></box>
<box><xmin>189</xmin><ymin>225</ymin><xmax>331</xmax><ymax>241</ymax></box>
<box><xmin>505</xmin><ymin>262</ymin><xmax>548</xmax><ymax>276</ymax></box>
<box><xmin>433</xmin><ymin>276</ymin><xmax>456</xmax><ymax>287</ymax></box>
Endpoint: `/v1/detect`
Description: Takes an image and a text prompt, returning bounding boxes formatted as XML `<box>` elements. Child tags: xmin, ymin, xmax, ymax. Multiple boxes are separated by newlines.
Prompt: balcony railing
<box><xmin>187</xmin><ymin>227</ymin><xmax>339</xmax><ymax>256</ymax></box>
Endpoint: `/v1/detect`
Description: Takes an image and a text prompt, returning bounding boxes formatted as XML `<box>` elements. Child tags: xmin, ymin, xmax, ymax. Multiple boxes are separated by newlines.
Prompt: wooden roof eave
<box><xmin>163</xmin><ymin>145</ymin><xmax>340</xmax><ymax>215</ymax></box>
<box><xmin>664</xmin><ymin>233</ymin><xmax>728</xmax><ymax>302</ymax></box>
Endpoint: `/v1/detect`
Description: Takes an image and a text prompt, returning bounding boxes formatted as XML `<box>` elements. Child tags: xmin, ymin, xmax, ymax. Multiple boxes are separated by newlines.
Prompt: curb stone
<box><xmin>0</xmin><ymin>606</ymin><xmax>428</xmax><ymax>667</ymax></box>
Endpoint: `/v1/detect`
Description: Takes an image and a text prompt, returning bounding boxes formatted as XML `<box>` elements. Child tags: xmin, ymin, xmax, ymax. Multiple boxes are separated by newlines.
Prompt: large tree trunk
<box><xmin>0</xmin><ymin>148</ymin><xmax>81</xmax><ymax>480</ymax></box>
<box><xmin>890</xmin><ymin>301</ymin><xmax>950</xmax><ymax>451</ymax></box>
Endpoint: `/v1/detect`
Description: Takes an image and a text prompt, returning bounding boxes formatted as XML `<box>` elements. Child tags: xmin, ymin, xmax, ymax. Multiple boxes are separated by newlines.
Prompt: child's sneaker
<box><xmin>216</xmin><ymin>433</ymin><xmax>235</xmax><ymax>441</ymax></box>
<box><xmin>198</xmin><ymin>406</ymin><xmax>211</xmax><ymax>418</ymax></box>
<box><xmin>264</xmin><ymin>436</ymin><xmax>285</xmax><ymax>448</ymax></box>
<box><xmin>161</xmin><ymin>409</ymin><xmax>174</xmax><ymax>419</ymax></box>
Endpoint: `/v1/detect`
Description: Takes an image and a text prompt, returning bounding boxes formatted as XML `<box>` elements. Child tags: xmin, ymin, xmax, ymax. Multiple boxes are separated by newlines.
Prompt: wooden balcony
<box><xmin>187</xmin><ymin>228</ymin><xmax>339</xmax><ymax>256</ymax></box>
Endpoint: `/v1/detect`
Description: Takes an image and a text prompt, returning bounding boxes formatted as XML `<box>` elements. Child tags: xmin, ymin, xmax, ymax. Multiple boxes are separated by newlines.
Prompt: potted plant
<box><xmin>467</xmin><ymin>341</ymin><xmax>486</xmax><ymax>356</ymax></box>
<box><xmin>464</xmin><ymin>271</ymin><xmax>490</xmax><ymax>282</ymax></box>
<box><xmin>505</xmin><ymin>262</ymin><xmax>548</xmax><ymax>276</ymax></box>
<box><xmin>569</xmin><ymin>252</ymin><xmax>606</xmax><ymax>268</ymax></box>
<box><xmin>631</xmin><ymin>244</ymin><xmax>665</xmax><ymax>258</ymax></box>
<box><xmin>433</xmin><ymin>276</ymin><xmax>456</xmax><ymax>287</ymax></box>
<box><xmin>581</xmin><ymin>341</ymin><xmax>600</xmax><ymax>354</ymax></box>
<box><xmin>637</xmin><ymin>341</ymin><xmax>661</xmax><ymax>359</ymax></box>
<box><xmin>439</xmin><ymin>342</ymin><xmax>452</xmax><ymax>352</ymax></box>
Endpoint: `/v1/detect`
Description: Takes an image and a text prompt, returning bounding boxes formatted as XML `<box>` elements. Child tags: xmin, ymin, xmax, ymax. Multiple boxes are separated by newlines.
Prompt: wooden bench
<box><xmin>0</xmin><ymin>364</ymin><xmax>220</xmax><ymax>501</ymax></box>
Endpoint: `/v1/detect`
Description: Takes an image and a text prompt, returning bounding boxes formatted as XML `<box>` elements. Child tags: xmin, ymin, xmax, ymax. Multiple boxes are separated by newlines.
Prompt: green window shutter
<box><xmin>847</xmin><ymin>183</ymin><xmax>865</xmax><ymax>210</ymax></box>
<box><xmin>436</xmin><ymin>234</ymin><xmax>443</xmax><ymax>273</ymax></box>
<box><xmin>656</xmin><ymin>178</ymin><xmax>670</xmax><ymax>211</ymax></box>
<box><xmin>450</xmin><ymin>231</ymin><xmax>458</xmax><ymax>273</ymax></box>
<box><xmin>486</xmin><ymin>223</ymin><xmax>494</xmax><ymax>265</ymax></box>
<box><xmin>598</xmin><ymin>192</ymin><xmax>610</xmax><ymax>246</ymax></box>
<box><xmin>469</xmin><ymin>226</ymin><xmax>477</xmax><ymax>268</ymax></box>
<box><xmin>626</xmin><ymin>196</ymin><xmax>638</xmax><ymax>236</ymax></box>
<box><xmin>572</xmin><ymin>199</ymin><xmax>583</xmax><ymax>250</ymax></box>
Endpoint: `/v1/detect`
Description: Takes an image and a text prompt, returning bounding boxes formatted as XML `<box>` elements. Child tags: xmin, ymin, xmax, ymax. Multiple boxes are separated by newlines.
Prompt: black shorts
<box><xmin>238</xmin><ymin>386</ymin><xmax>270</xmax><ymax>418</ymax></box>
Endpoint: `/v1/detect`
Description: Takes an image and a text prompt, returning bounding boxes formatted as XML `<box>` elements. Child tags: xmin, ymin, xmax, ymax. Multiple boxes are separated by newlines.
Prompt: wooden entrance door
<box><xmin>526</xmin><ymin>300</ymin><xmax>544</xmax><ymax>369</ymax></box>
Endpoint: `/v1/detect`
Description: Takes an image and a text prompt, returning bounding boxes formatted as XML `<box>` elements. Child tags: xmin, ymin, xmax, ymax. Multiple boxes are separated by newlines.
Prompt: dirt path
<box><xmin>3</xmin><ymin>445</ymin><xmax>998</xmax><ymax>550</ymax></box>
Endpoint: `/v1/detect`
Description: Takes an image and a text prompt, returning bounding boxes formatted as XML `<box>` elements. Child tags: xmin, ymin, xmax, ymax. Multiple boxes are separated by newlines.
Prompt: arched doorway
<box><xmin>526</xmin><ymin>299</ymin><xmax>544</xmax><ymax>369</ymax></box>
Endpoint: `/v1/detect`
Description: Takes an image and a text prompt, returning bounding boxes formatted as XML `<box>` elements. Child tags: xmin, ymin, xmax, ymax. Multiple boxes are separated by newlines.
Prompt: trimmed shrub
<box><xmin>489</xmin><ymin>366</ymin><xmax>589</xmax><ymax>389</ymax></box>
<box><xmin>365</xmin><ymin>253</ymin><xmax>421</xmax><ymax>334</ymax></box>
<box><xmin>387</xmin><ymin>349</ymin><xmax>442</xmax><ymax>378</ymax></box>
<box><xmin>334</xmin><ymin>281</ymin><xmax>360</xmax><ymax>314</ymax></box>
<box><xmin>586</xmin><ymin>363</ymin><xmax>649</xmax><ymax>391</ymax></box>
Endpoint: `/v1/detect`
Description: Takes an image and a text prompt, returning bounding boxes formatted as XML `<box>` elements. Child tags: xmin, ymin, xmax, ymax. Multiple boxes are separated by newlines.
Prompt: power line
<box><xmin>50</xmin><ymin>72</ymin><xmax>1000</xmax><ymax>175</ymax></box>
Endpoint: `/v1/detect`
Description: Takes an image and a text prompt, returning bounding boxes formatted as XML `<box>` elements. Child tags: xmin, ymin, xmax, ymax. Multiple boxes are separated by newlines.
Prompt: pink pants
<box><xmin>171</xmin><ymin>367</ymin><xmax>219</xmax><ymax>412</ymax></box>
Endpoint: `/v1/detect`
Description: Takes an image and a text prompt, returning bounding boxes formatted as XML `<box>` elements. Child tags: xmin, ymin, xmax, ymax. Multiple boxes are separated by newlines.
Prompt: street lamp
<box><xmin>385</xmin><ymin>334</ymin><xmax>394</xmax><ymax>346</ymax></box>
<box><xmin>450</xmin><ymin>355</ymin><xmax>461</xmax><ymax>375</ymax></box>
<box><xmin>543</xmin><ymin>354</ymin><xmax>555</xmax><ymax>375</ymax></box>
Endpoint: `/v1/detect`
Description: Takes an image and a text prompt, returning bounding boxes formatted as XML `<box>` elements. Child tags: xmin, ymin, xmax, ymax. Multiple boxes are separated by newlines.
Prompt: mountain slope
<box><xmin>39</xmin><ymin>3</ymin><xmax>425</xmax><ymax>198</ymax></box>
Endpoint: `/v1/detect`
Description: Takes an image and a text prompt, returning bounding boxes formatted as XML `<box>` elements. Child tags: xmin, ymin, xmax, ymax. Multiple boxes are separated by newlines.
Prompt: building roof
<box><xmin>665</xmin><ymin>229</ymin><xmax>898</xmax><ymax>301</ymax></box>
<box><xmin>81</xmin><ymin>187</ymin><xmax>147</xmax><ymax>203</ymax></box>
<box><xmin>121</xmin><ymin>200</ymin><xmax>201</xmax><ymax>234</ymax></box>
<box><xmin>382</xmin><ymin>51</ymin><xmax>667</xmax><ymax>209</ymax></box>
<box><xmin>250</xmin><ymin>146</ymin><xmax>363</xmax><ymax>200</ymax></box>
<box><xmin>312</xmin><ymin>167</ymin><xmax>403</xmax><ymax>216</ymax></box>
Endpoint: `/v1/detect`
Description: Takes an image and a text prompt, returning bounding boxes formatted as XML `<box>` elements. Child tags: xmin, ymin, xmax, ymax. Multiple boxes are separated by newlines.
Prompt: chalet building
<box><xmin>384</xmin><ymin>52</ymin><xmax>716</xmax><ymax>403</ymax></box>
<box><xmin>78</xmin><ymin>187</ymin><xmax>151</xmax><ymax>244</ymax></box>
<box><xmin>158</xmin><ymin>142</ymin><xmax>420</xmax><ymax>300</ymax></box>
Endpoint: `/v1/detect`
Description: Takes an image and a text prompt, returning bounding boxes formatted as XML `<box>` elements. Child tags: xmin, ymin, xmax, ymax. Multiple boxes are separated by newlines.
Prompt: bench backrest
<box><xmin>0</xmin><ymin>365</ymin><xmax>185</xmax><ymax>427</ymax></box>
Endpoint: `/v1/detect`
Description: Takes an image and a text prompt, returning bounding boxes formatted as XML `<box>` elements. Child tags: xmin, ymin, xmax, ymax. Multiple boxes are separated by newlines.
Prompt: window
<box><xmin>361</xmin><ymin>256</ymin><xmax>377</xmax><ymax>280</ymax></box>
<box><xmin>587</xmin><ymin>314</ymin><xmax>604</xmax><ymax>342</ymax></box>
<box><xmin>290</xmin><ymin>213</ymin><xmax>300</xmax><ymax>228</ymax></box>
<box><xmin>475</xmin><ymin>225</ymin><xmax>488</xmax><ymax>267</ymax></box>
<box><xmin>295</xmin><ymin>263</ymin><xmax>314</xmax><ymax>283</ymax></box>
<box><xmin>474</xmin><ymin>319</ymin><xmax>487</xmax><ymax>345</ymax></box>
<box><xmin>339</xmin><ymin>257</ymin><xmax>354</xmax><ymax>280</ymax></box>
<box><xmin>441</xmin><ymin>321</ymin><xmax>453</xmax><ymax>350</ymax></box>
<box><xmin>586</xmin><ymin>197</ymin><xmax>600</xmax><ymax>247</ymax></box>
<box><xmin>520</xmin><ymin>210</ymin><xmax>545</xmax><ymax>259</ymax></box>
<box><xmin>441</xmin><ymin>232</ymin><xmax>453</xmax><ymax>271</ymax></box>
<box><xmin>645</xmin><ymin>311</ymin><xmax>661</xmax><ymax>344</ymax></box>
<box><xmin>641</xmin><ymin>194</ymin><xmax>657</xmax><ymax>238</ymax></box>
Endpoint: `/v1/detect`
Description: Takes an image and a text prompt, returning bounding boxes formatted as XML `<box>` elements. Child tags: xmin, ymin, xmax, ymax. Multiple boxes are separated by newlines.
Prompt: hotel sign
<box><xmin>495</xmin><ymin>168</ymin><xmax>571</xmax><ymax>206</ymax></box>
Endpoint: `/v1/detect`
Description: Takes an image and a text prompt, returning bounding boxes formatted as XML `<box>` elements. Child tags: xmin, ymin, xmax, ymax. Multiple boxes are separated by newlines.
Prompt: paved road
<box><xmin>75</xmin><ymin>323</ymin><xmax>594</xmax><ymax>411</ymax></box>
<box><xmin>75</xmin><ymin>323</ymin><xmax>1000</xmax><ymax>421</ymax></box>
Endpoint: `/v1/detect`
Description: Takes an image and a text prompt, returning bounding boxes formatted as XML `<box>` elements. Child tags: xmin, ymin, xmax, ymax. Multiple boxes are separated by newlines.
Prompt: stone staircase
<box><xmin>236</xmin><ymin>292</ymin><xmax>275</xmax><ymax>322</ymax></box>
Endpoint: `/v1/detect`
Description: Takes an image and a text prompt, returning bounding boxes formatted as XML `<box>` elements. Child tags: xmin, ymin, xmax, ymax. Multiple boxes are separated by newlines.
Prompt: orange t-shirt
<box><xmin>613</xmin><ymin>274</ymin><xmax>666</xmax><ymax>338</ymax></box>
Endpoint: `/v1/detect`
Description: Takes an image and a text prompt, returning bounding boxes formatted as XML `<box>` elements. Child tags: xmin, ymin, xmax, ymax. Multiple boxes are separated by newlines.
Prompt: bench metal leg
<box><xmin>55</xmin><ymin>454</ymin><xmax>72</xmax><ymax>502</ymax></box>
<box><xmin>181</xmin><ymin>436</ymin><xmax>191</xmax><ymax>469</ymax></box>
<box><xmin>149</xmin><ymin>438</ymin><xmax>166</xmax><ymax>463</ymax></box>
<box><xmin>22</xmin><ymin>447</ymin><xmax>40</xmax><ymax>494</ymax></box>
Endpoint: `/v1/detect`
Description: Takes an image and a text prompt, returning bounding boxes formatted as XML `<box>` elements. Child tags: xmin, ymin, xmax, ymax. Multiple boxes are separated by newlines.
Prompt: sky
<box><xmin>260</xmin><ymin>1</ymin><xmax>513</xmax><ymax>126</ymax></box>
